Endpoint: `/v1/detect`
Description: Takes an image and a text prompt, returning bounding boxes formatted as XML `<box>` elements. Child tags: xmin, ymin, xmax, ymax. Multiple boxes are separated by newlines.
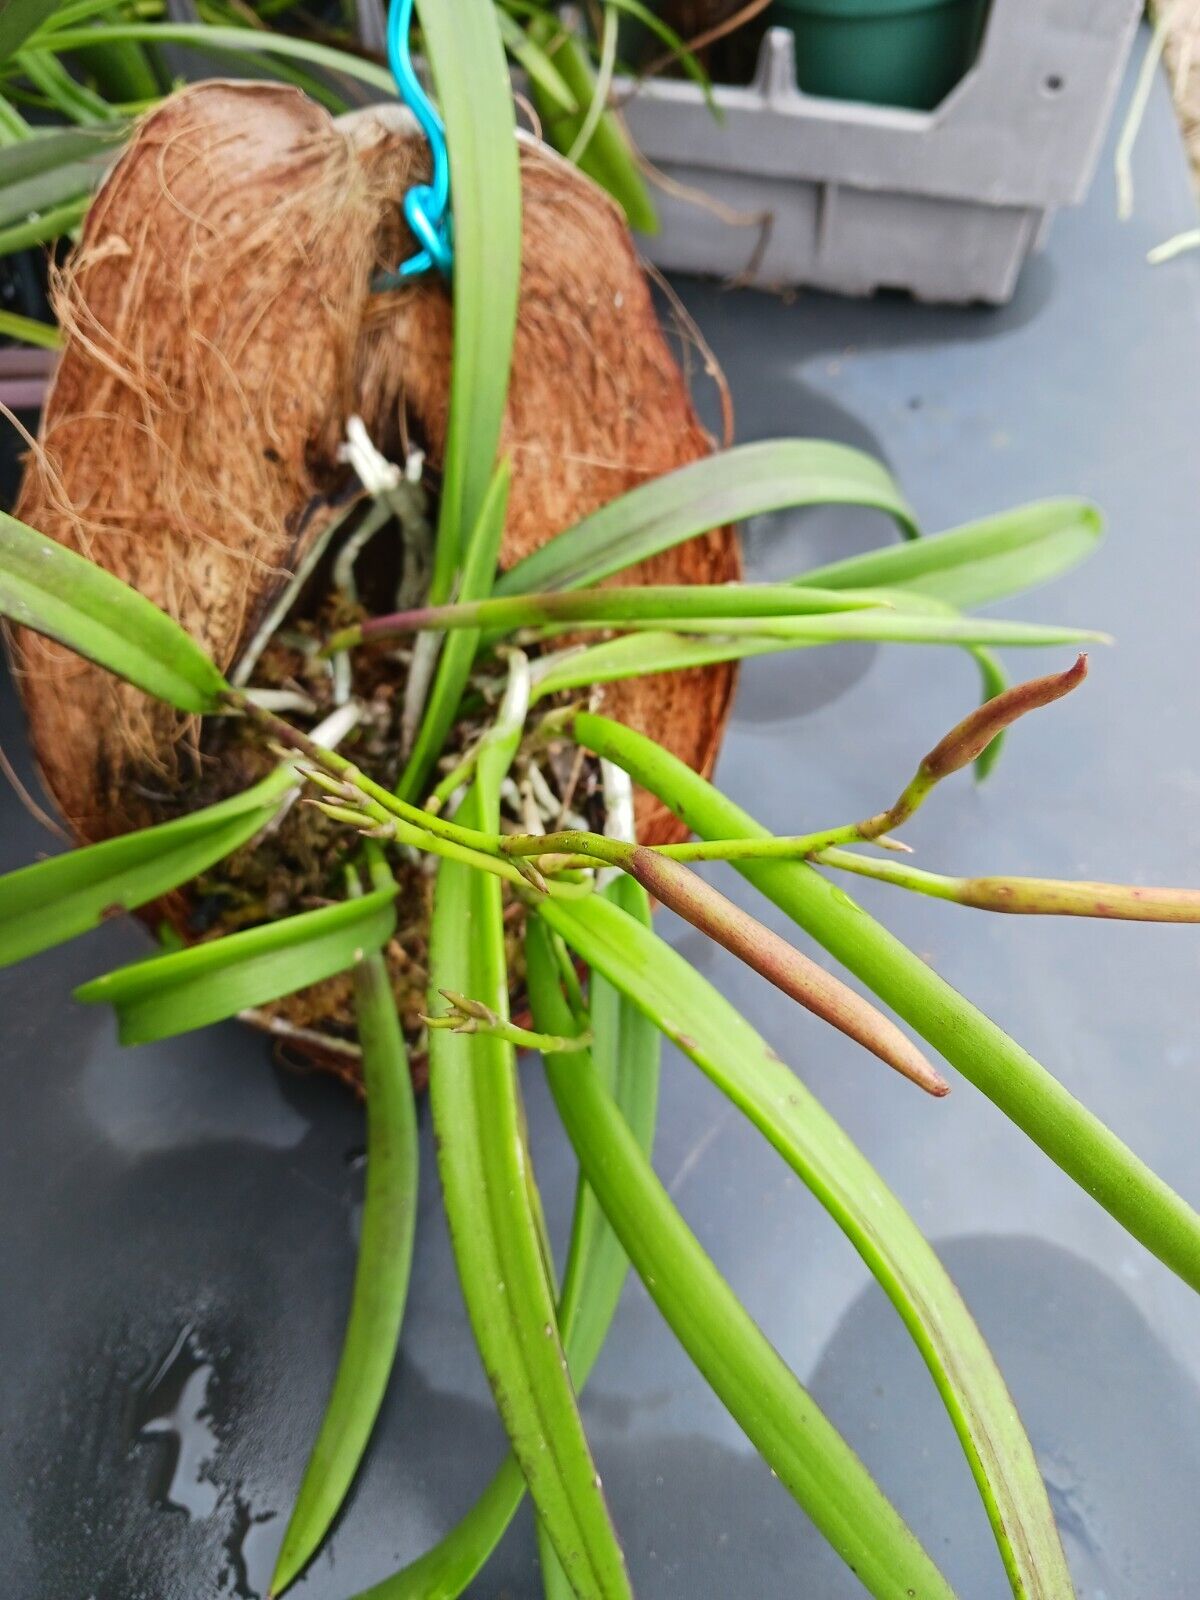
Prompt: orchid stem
<box><xmin>505</xmin><ymin>837</ymin><xmax>947</xmax><ymax>1096</ymax></box>
<box><xmin>816</xmin><ymin>847</ymin><xmax>1200</xmax><ymax>922</ymax></box>
<box><xmin>424</xmin><ymin>990</ymin><xmax>591</xmax><ymax>1053</ymax></box>
<box><xmin>633</xmin><ymin>656</ymin><xmax>1092</xmax><ymax>864</ymax></box>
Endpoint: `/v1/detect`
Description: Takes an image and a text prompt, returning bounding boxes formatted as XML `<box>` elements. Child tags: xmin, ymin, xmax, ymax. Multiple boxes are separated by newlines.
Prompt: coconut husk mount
<box><xmin>10</xmin><ymin>82</ymin><xmax>739</xmax><ymax>1069</ymax></box>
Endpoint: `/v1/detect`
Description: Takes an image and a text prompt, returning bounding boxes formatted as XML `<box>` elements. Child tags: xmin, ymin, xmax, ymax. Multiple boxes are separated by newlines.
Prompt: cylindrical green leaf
<box><xmin>0</xmin><ymin>0</ymin><xmax>61</xmax><ymax>64</ymax></box>
<box><xmin>351</xmin><ymin>879</ymin><xmax>659</xmax><ymax>1600</ymax></box>
<box><xmin>271</xmin><ymin>925</ymin><xmax>418</xmax><ymax>1596</ymax></box>
<box><xmin>496</xmin><ymin>439</ymin><xmax>919</xmax><ymax>597</ymax></box>
<box><xmin>528</xmin><ymin>914</ymin><xmax>957</xmax><ymax>1600</ymax></box>
<box><xmin>527</xmin><ymin>16</ymin><xmax>658</xmax><ymax>234</ymax></box>
<box><xmin>539</xmin><ymin>890</ymin><xmax>1071</xmax><ymax>1600</ymax></box>
<box><xmin>427</xmin><ymin>786</ymin><xmax>631</xmax><ymax>1599</ymax></box>
<box><xmin>0</xmin><ymin>767</ymin><xmax>294</xmax><ymax>968</ymax></box>
<box><xmin>0</xmin><ymin>509</ymin><xmax>228</xmax><ymax>712</ymax></box>
<box><xmin>552</xmin><ymin>878</ymin><xmax>660</xmax><ymax>1383</ymax></box>
<box><xmin>530</xmin><ymin>882</ymin><xmax>660</xmax><ymax>1600</ymax></box>
<box><xmin>27</xmin><ymin>22</ymin><xmax>397</xmax><ymax>92</ymax></box>
<box><xmin>798</xmin><ymin>498</ymin><xmax>1103</xmax><ymax>608</ymax></box>
<box><xmin>397</xmin><ymin>462</ymin><xmax>511</xmax><ymax>801</ymax></box>
<box><xmin>414</xmin><ymin>0</ymin><xmax>521</xmax><ymax>603</ymax></box>
<box><xmin>74</xmin><ymin>887</ymin><xmax>396</xmax><ymax>1045</ymax></box>
<box><xmin>576</xmin><ymin>711</ymin><xmax>1200</xmax><ymax>1297</ymax></box>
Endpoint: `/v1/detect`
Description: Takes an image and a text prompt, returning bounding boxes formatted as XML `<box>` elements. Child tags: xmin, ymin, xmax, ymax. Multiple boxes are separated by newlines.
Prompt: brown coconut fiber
<box><xmin>10</xmin><ymin>82</ymin><xmax>740</xmax><ymax>1060</ymax></box>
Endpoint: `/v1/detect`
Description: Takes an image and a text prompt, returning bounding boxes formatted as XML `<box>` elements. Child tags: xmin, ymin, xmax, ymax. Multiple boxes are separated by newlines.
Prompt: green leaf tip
<box><xmin>0</xmin><ymin>768</ymin><xmax>294</xmax><ymax>969</ymax></box>
<box><xmin>0</xmin><ymin>510</ymin><xmax>228</xmax><ymax>713</ymax></box>
<box><xmin>74</xmin><ymin>885</ymin><xmax>396</xmax><ymax>1045</ymax></box>
<box><xmin>577</xmin><ymin>710</ymin><xmax>1200</xmax><ymax>1300</ymax></box>
<box><xmin>269</xmin><ymin>939</ymin><xmax>417</xmax><ymax>1596</ymax></box>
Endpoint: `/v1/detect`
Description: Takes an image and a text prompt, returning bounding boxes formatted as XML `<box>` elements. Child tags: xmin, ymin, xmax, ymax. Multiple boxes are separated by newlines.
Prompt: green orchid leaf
<box><xmin>426</xmin><ymin>783</ymin><xmax>632</xmax><ymax>1600</ymax></box>
<box><xmin>339</xmin><ymin>581</ymin><xmax>876</xmax><ymax>647</ymax></box>
<box><xmin>0</xmin><ymin>121</ymin><xmax>126</xmax><ymax>186</ymax></box>
<box><xmin>542</xmin><ymin>3</ymin><xmax>617</xmax><ymax>184</ymax></box>
<box><xmin>497</xmin><ymin>12</ymin><xmax>577</xmax><ymax>111</ymax></box>
<box><xmin>0</xmin><ymin>195</ymin><xmax>88</xmax><ymax>257</ymax></box>
<box><xmin>351</xmin><ymin>1459</ymin><xmax>528</xmax><ymax>1600</ymax></box>
<box><xmin>549</xmin><ymin>876</ymin><xmax>660</xmax><ymax>1386</ymax></box>
<box><xmin>0</xmin><ymin>0</ymin><xmax>60</xmax><ymax>66</ymax></box>
<box><xmin>603</xmin><ymin>0</ymin><xmax>713</xmax><ymax>102</ymax></box>
<box><xmin>576</xmin><ymin>711</ymin><xmax>1200</xmax><ymax>1299</ymax></box>
<box><xmin>526</xmin><ymin>14</ymin><xmax>658</xmax><ymax>233</ymax></box>
<box><xmin>69</xmin><ymin>32</ymin><xmax>159</xmax><ymax>104</ymax></box>
<box><xmin>532</xmin><ymin>630</ymin><xmax>795</xmax><ymax>699</ymax></box>
<box><xmin>18</xmin><ymin>0</ymin><xmax>128</xmax><ymax>36</ymax></box>
<box><xmin>531</xmin><ymin>906</ymin><xmax>961</xmax><ymax>1600</ymax></box>
<box><xmin>415</xmin><ymin>0</ymin><xmax>521</xmax><ymax>603</ymax></box>
<box><xmin>497</xmin><ymin>439</ymin><xmax>919</xmax><ymax>597</ymax></box>
<box><xmin>17</xmin><ymin>48</ymin><xmax>118</xmax><ymax>126</ymax></box>
<box><xmin>530</xmin><ymin>879</ymin><xmax>660</xmax><ymax>1600</ymax></box>
<box><xmin>540</xmin><ymin>887</ymin><xmax>1070</xmax><ymax>1600</ymax></box>
<box><xmin>0</xmin><ymin>510</ymin><xmax>228</xmax><ymax>712</ymax></box>
<box><xmin>396</xmin><ymin>0</ymin><xmax>522</xmax><ymax>798</ymax></box>
<box><xmin>798</xmin><ymin>498</ymin><xmax>1103</xmax><ymax>608</ymax></box>
<box><xmin>0</xmin><ymin>767</ymin><xmax>295</xmax><ymax>969</ymax></box>
<box><xmin>0</xmin><ymin>307</ymin><xmax>60</xmax><ymax>349</ymax></box>
<box><xmin>74</xmin><ymin>885</ymin><xmax>396</xmax><ymax>1046</ymax></box>
<box><xmin>350</xmin><ymin>876</ymin><xmax>660</xmax><ymax>1600</ymax></box>
<box><xmin>528</xmin><ymin>611</ymin><xmax>1104</xmax><ymax>646</ymax></box>
<box><xmin>0</xmin><ymin>153</ymin><xmax>108</xmax><ymax>231</ymax></box>
<box><xmin>398</xmin><ymin>462</ymin><xmax>511</xmax><ymax>800</ymax></box>
<box><xmin>529</xmin><ymin>612</ymin><xmax>1101</xmax><ymax>702</ymax></box>
<box><xmin>25</xmin><ymin>22</ymin><xmax>397</xmax><ymax>93</ymax></box>
<box><xmin>271</xmin><ymin>861</ymin><xmax>418</xmax><ymax>1598</ymax></box>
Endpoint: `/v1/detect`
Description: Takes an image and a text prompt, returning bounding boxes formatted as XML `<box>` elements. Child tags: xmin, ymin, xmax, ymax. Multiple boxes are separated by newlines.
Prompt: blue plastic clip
<box><xmin>378</xmin><ymin>0</ymin><xmax>452</xmax><ymax>285</ymax></box>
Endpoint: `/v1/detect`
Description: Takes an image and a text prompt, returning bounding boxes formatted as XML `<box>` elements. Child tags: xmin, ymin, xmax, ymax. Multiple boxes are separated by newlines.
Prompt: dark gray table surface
<box><xmin>3</xmin><ymin>37</ymin><xmax>1200</xmax><ymax>1600</ymax></box>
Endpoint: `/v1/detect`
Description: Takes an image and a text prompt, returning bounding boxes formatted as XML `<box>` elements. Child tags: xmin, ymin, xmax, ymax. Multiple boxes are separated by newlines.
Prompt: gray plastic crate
<box><xmin>617</xmin><ymin>0</ymin><xmax>1142</xmax><ymax>303</ymax></box>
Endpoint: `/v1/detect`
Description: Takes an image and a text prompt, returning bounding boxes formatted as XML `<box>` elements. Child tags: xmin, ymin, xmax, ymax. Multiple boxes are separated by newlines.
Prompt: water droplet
<box><xmin>132</xmin><ymin>1325</ymin><xmax>220</xmax><ymax>1519</ymax></box>
<box><xmin>543</xmin><ymin>1322</ymin><xmax>554</xmax><ymax>1338</ymax></box>
<box><xmin>220</xmin><ymin>1489</ymin><xmax>277</xmax><ymax>1600</ymax></box>
<box><xmin>593</xmin><ymin>1473</ymin><xmax>603</xmax><ymax>1489</ymax></box>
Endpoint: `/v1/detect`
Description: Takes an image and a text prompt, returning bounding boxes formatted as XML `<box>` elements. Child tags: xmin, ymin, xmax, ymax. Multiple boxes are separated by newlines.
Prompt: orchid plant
<box><xmin>2</xmin><ymin>6</ymin><xmax>1200</xmax><ymax>1600</ymax></box>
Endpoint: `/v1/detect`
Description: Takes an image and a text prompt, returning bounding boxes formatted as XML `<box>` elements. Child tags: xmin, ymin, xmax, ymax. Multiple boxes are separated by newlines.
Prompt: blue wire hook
<box><xmin>379</xmin><ymin>0</ymin><xmax>452</xmax><ymax>285</ymax></box>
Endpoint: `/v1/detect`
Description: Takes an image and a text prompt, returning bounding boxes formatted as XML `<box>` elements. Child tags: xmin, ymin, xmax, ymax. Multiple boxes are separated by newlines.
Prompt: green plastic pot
<box><xmin>769</xmin><ymin>0</ymin><xmax>989</xmax><ymax>110</ymax></box>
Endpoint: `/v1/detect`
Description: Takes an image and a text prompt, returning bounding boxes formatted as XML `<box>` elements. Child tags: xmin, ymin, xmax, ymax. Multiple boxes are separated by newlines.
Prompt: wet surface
<box><xmin>133</xmin><ymin>1325</ymin><xmax>223</xmax><ymax>1521</ymax></box>
<box><xmin>4</xmin><ymin>32</ymin><xmax>1200</xmax><ymax>1600</ymax></box>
